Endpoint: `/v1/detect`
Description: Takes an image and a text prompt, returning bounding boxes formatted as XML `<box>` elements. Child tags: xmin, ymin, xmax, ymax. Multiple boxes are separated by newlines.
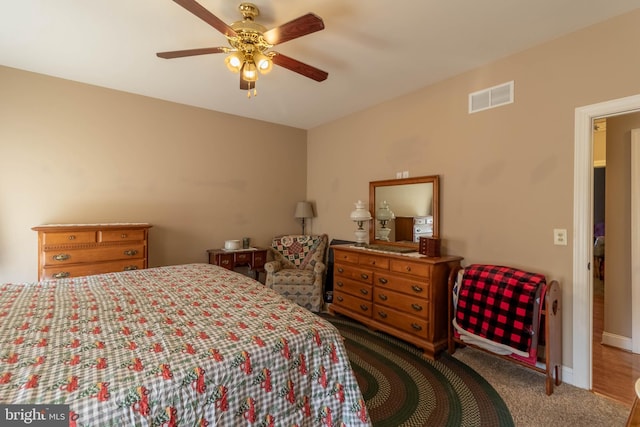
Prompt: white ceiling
<box><xmin>2</xmin><ymin>1</ymin><xmax>638</xmax><ymax>129</ymax></box>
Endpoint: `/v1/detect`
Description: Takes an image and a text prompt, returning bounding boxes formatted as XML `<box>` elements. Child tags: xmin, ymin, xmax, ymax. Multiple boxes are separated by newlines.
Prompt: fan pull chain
<box><xmin>246</xmin><ymin>88</ymin><xmax>258</xmax><ymax>98</ymax></box>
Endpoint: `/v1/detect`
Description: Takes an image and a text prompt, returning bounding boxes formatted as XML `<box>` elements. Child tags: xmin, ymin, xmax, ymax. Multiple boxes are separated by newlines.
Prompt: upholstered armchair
<box><xmin>264</xmin><ymin>234</ymin><xmax>328</xmax><ymax>312</ymax></box>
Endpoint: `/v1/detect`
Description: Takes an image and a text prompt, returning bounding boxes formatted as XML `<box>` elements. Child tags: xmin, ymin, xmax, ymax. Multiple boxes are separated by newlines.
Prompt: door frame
<box><xmin>573</xmin><ymin>93</ymin><xmax>640</xmax><ymax>389</ymax></box>
<box><xmin>632</xmin><ymin>129</ymin><xmax>640</xmax><ymax>354</ymax></box>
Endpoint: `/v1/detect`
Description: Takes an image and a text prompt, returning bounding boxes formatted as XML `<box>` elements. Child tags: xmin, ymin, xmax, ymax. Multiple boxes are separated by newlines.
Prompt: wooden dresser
<box><xmin>329</xmin><ymin>245</ymin><xmax>462</xmax><ymax>359</ymax></box>
<box><xmin>32</xmin><ymin>223</ymin><xmax>152</xmax><ymax>280</ymax></box>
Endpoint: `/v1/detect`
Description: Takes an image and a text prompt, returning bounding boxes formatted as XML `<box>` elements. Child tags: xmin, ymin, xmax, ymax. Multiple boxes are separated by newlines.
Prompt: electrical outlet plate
<box><xmin>553</xmin><ymin>228</ymin><xmax>568</xmax><ymax>245</ymax></box>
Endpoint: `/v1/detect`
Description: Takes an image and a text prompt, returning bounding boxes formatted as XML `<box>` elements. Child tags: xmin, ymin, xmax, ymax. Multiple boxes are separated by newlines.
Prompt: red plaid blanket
<box><xmin>455</xmin><ymin>264</ymin><xmax>546</xmax><ymax>354</ymax></box>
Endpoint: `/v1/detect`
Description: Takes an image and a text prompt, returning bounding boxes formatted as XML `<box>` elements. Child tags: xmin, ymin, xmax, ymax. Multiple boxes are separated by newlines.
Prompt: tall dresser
<box><xmin>329</xmin><ymin>245</ymin><xmax>462</xmax><ymax>359</ymax></box>
<box><xmin>32</xmin><ymin>223</ymin><xmax>151</xmax><ymax>280</ymax></box>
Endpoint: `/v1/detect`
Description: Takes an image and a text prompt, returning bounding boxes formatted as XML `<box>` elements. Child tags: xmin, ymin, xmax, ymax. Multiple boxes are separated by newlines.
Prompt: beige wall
<box><xmin>307</xmin><ymin>9</ymin><xmax>640</xmax><ymax>368</ymax></box>
<box><xmin>0</xmin><ymin>66</ymin><xmax>307</xmax><ymax>282</ymax></box>
<box><xmin>604</xmin><ymin>113</ymin><xmax>640</xmax><ymax>338</ymax></box>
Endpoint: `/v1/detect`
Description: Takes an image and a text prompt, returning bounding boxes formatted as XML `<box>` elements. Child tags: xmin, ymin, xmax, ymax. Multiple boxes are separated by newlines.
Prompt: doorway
<box><xmin>573</xmin><ymin>93</ymin><xmax>640</xmax><ymax>396</ymax></box>
<box><xmin>590</xmin><ymin>120</ymin><xmax>640</xmax><ymax>405</ymax></box>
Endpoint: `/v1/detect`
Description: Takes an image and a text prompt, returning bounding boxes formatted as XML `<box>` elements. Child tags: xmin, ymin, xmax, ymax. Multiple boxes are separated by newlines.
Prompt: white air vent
<box><xmin>469</xmin><ymin>81</ymin><xmax>514</xmax><ymax>114</ymax></box>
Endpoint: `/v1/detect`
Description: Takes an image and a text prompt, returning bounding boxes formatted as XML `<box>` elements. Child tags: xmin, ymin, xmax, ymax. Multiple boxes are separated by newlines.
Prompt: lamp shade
<box><xmin>225</xmin><ymin>52</ymin><xmax>243</xmax><ymax>73</ymax></box>
<box><xmin>254</xmin><ymin>52</ymin><xmax>273</xmax><ymax>74</ymax></box>
<box><xmin>350</xmin><ymin>200</ymin><xmax>372</xmax><ymax>221</ymax></box>
<box><xmin>376</xmin><ymin>200</ymin><xmax>394</xmax><ymax>221</ymax></box>
<box><xmin>294</xmin><ymin>201</ymin><xmax>315</xmax><ymax>219</ymax></box>
<box><xmin>241</xmin><ymin>61</ymin><xmax>258</xmax><ymax>82</ymax></box>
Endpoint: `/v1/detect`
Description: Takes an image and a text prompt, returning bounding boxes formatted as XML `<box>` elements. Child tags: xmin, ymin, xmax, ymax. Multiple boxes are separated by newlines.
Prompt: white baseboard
<box><xmin>601</xmin><ymin>331</ymin><xmax>633</xmax><ymax>351</ymax></box>
<box><xmin>562</xmin><ymin>365</ymin><xmax>574</xmax><ymax>387</ymax></box>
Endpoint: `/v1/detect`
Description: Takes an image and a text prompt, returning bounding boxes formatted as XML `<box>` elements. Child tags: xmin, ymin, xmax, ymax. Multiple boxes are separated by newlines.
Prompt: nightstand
<box><xmin>207</xmin><ymin>247</ymin><xmax>268</xmax><ymax>282</ymax></box>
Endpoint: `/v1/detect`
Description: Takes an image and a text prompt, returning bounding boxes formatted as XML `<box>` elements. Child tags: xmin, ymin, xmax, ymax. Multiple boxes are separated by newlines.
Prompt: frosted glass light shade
<box><xmin>225</xmin><ymin>53</ymin><xmax>243</xmax><ymax>72</ymax></box>
<box><xmin>376</xmin><ymin>200</ymin><xmax>394</xmax><ymax>221</ymax></box>
<box><xmin>350</xmin><ymin>200</ymin><xmax>372</xmax><ymax>222</ymax></box>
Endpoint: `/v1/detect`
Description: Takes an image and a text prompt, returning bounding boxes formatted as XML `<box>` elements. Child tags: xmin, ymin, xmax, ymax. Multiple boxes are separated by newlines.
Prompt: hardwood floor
<box><xmin>592</xmin><ymin>277</ymin><xmax>640</xmax><ymax>407</ymax></box>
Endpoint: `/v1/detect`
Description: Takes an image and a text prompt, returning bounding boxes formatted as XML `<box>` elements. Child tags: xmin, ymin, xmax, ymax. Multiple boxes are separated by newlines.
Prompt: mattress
<box><xmin>0</xmin><ymin>263</ymin><xmax>369</xmax><ymax>426</ymax></box>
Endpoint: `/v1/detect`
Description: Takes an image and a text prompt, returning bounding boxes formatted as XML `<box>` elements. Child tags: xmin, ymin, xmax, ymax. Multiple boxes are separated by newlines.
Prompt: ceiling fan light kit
<box><xmin>157</xmin><ymin>0</ymin><xmax>328</xmax><ymax>98</ymax></box>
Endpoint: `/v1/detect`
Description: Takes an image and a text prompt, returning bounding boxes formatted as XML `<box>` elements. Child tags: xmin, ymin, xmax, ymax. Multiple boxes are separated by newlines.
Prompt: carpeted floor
<box><xmin>324</xmin><ymin>312</ymin><xmax>631</xmax><ymax>426</ymax></box>
<box><xmin>452</xmin><ymin>347</ymin><xmax>630</xmax><ymax>426</ymax></box>
<box><xmin>324</xmin><ymin>314</ymin><xmax>514</xmax><ymax>426</ymax></box>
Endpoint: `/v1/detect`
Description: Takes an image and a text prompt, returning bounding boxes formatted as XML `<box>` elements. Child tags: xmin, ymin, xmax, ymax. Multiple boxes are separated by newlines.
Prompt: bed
<box><xmin>0</xmin><ymin>263</ymin><xmax>370</xmax><ymax>426</ymax></box>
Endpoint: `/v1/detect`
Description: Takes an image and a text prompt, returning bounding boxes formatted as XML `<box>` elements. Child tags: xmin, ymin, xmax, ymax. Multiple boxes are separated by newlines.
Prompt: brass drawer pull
<box><xmin>53</xmin><ymin>253</ymin><xmax>70</xmax><ymax>261</ymax></box>
<box><xmin>53</xmin><ymin>272</ymin><xmax>70</xmax><ymax>279</ymax></box>
<box><xmin>124</xmin><ymin>249</ymin><xmax>138</xmax><ymax>256</ymax></box>
<box><xmin>124</xmin><ymin>265</ymin><xmax>138</xmax><ymax>271</ymax></box>
<box><xmin>378</xmin><ymin>294</ymin><xmax>388</xmax><ymax>301</ymax></box>
<box><xmin>370</xmin><ymin>260</ymin><xmax>376</xmax><ymax>265</ymax></box>
<box><xmin>121</xmin><ymin>233</ymin><xmax>128</xmax><ymax>238</ymax></box>
<box><xmin>377</xmin><ymin>311</ymin><xmax>387</xmax><ymax>318</ymax></box>
<box><xmin>411</xmin><ymin>285</ymin><xmax>423</xmax><ymax>293</ymax></box>
<box><xmin>411</xmin><ymin>303</ymin><xmax>423</xmax><ymax>311</ymax></box>
<box><xmin>411</xmin><ymin>323</ymin><xmax>422</xmax><ymax>331</ymax></box>
<box><xmin>337</xmin><ymin>267</ymin><xmax>344</xmax><ymax>273</ymax></box>
<box><xmin>378</xmin><ymin>277</ymin><xmax>388</xmax><ymax>284</ymax></box>
<box><xmin>360</xmin><ymin>288</ymin><xmax>369</xmax><ymax>295</ymax></box>
<box><xmin>360</xmin><ymin>273</ymin><xmax>369</xmax><ymax>280</ymax></box>
<box><xmin>359</xmin><ymin>304</ymin><xmax>369</xmax><ymax>312</ymax></box>
<box><xmin>221</xmin><ymin>260</ymin><xmax>230</xmax><ymax>265</ymax></box>
<box><xmin>405</xmin><ymin>266</ymin><xmax>412</xmax><ymax>272</ymax></box>
<box><xmin>68</xmin><ymin>235</ymin><xmax>76</xmax><ymax>240</ymax></box>
<box><xmin>337</xmin><ymin>296</ymin><xmax>344</xmax><ymax>302</ymax></box>
<box><xmin>336</xmin><ymin>281</ymin><xmax>344</xmax><ymax>287</ymax></box>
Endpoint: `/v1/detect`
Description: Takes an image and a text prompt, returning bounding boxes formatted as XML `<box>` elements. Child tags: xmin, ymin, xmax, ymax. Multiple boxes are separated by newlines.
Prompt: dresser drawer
<box><xmin>373</xmin><ymin>305</ymin><xmax>428</xmax><ymax>339</ymax></box>
<box><xmin>334</xmin><ymin>277</ymin><xmax>373</xmax><ymax>300</ymax></box>
<box><xmin>334</xmin><ymin>291</ymin><xmax>373</xmax><ymax>317</ymax></box>
<box><xmin>374</xmin><ymin>272</ymin><xmax>429</xmax><ymax>298</ymax></box>
<box><xmin>252</xmin><ymin>250</ymin><xmax>267</xmax><ymax>268</ymax></box>
<box><xmin>374</xmin><ymin>288</ymin><xmax>428</xmax><ymax>316</ymax></box>
<box><xmin>235</xmin><ymin>252</ymin><xmax>252</xmax><ymax>264</ymax></box>
<box><xmin>43</xmin><ymin>244</ymin><xmax>145</xmax><ymax>266</ymax></box>
<box><xmin>42</xmin><ymin>259</ymin><xmax>145</xmax><ymax>280</ymax></box>
<box><xmin>358</xmin><ymin>253</ymin><xmax>390</xmax><ymax>270</ymax></box>
<box><xmin>42</xmin><ymin>231</ymin><xmax>96</xmax><ymax>245</ymax></box>
<box><xmin>390</xmin><ymin>259</ymin><xmax>431</xmax><ymax>278</ymax></box>
<box><xmin>335</xmin><ymin>263</ymin><xmax>373</xmax><ymax>284</ymax></box>
<box><xmin>333</xmin><ymin>249</ymin><xmax>359</xmax><ymax>265</ymax></box>
<box><xmin>215</xmin><ymin>253</ymin><xmax>235</xmax><ymax>269</ymax></box>
<box><xmin>99</xmin><ymin>229</ymin><xmax>146</xmax><ymax>242</ymax></box>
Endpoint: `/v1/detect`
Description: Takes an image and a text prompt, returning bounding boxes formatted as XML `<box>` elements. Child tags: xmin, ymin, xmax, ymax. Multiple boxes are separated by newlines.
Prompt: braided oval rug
<box><xmin>322</xmin><ymin>314</ymin><xmax>514</xmax><ymax>427</ymax></box>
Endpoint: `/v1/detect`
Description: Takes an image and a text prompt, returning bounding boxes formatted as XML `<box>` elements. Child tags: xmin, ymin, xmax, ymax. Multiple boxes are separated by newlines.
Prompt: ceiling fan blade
<box><xmin>156</xmin><ymin>47</ymin><xmax>226</xmax><ymax>59</ymax></box>
<box><xmin>240</xmin><ymin>75</ymin><xmax>255</xmax><ymax>91</ymax></box>
<box><xmin>271</xmin><ymin>52</ymin><xmax>328</xmax><ymax>82</ymax></box>
<box><xmin>173</xmin><ymin>0</ymin><xmax>237</xmax><ymax>38</ymax></box>
<box><xmin>263</xmin><ymin>13</ymin><xmax>324</xmax><ymax>45</ymax></box>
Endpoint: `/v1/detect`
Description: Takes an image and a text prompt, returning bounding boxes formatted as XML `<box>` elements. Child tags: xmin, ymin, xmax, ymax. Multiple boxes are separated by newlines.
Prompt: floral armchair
<box><xmin>264</xmin><ymin>234</ymin><xmax>328</xmax><ymax>312</ymax></box>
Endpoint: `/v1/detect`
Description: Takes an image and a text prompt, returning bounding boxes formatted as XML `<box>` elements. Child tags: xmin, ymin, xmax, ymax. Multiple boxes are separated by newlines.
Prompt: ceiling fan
<box><xmin>157</xmin><ymin>0</ymin><xmax>329</xmax><ymax>96</ymax></box>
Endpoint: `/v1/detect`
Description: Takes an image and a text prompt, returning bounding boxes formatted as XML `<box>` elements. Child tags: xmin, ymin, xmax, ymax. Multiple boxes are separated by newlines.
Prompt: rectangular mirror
<box><xmin>368</xmin><ymin>175</ymin><xmax>439</xmax><ymax>248</ymax></box>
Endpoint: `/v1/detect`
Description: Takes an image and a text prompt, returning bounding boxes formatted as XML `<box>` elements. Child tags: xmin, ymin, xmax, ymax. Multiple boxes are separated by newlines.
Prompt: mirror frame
<box><xmin>368</xmin><ymin>175</ymin><xmax>440</xmax><ymax>248</ymax></box>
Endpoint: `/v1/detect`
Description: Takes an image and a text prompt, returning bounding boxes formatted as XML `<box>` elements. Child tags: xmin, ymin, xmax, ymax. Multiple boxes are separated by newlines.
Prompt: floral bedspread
<box><xmin>0</xmin><ymin>263</ymin><xmax>369</xmax><ymax>426</ymax></box>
